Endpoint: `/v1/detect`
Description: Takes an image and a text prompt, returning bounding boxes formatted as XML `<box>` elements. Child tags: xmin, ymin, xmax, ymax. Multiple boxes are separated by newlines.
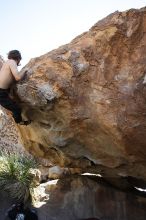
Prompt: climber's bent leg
<box><xmin>0</xmin><ymin>88</ymin><xmax>22</xmax><ymax>123</ymax></box>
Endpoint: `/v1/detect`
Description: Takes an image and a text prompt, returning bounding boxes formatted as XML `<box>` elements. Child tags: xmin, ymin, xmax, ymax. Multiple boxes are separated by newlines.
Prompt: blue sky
<box><xmin>0</xmin><ymin>0</ymin><xmax>146</xmax><ymax>67</ymax></box>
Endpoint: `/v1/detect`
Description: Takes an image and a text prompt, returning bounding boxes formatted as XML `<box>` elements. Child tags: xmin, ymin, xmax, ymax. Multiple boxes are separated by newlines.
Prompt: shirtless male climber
<box><xmin>0</xmin><ymin>50</ymin><xmax>31</xmax><ymax>125</ymax></box>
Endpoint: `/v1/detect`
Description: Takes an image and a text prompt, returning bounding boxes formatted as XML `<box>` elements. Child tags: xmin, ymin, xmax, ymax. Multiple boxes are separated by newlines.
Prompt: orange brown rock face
<box><xmin>0</xmin><ymin>8</ymin><xmax>145</xmax><ymax>183</ymax></box>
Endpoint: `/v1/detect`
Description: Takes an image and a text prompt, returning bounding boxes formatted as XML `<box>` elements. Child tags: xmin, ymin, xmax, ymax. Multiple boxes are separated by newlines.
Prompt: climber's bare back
<box><xmin>0</xmin><ymin>59</ymin><xmax>21</xmax><ymax>89</ymax></box>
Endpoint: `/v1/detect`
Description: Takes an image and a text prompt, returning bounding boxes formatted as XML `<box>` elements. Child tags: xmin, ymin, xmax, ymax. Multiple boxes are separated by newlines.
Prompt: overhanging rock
<box><xmin>2</xmin><ymin>8</ymin><xmax>146</xmax><ymax>185</ymax></box>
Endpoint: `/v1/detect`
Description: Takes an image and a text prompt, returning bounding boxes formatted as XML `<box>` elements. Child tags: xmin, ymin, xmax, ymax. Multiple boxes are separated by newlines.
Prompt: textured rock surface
<box><xmin>1</xmin><ymin>7</ymin><xmax>146</xmax><ymax>220</ymax></box>
<box><xmin>14</xmin><ymin>7</ymin><xmax>146</xmax><ymax>184</ymax></box>
<box><xmin>33</xmin><ymin>176</ymin><xmax>146</xmax><ymax>220</ymax></box>
<box><xmin>47</xmin><ymin>166</ymin><xmax>82</xmax><ymax>179</ymax></box>
<box><xmin>0</xmin><ymin>56</ymin><xmax>3</xmax><ymax>68</ymax></box>
<box><xmin>1</xmin><ymin>8</ymin><xmax>146</xmax><ymax>191</ymax></box>
<box><xmin>0</xmin><ymin>106</ymin><xmax>25</xmax><ymax>153</ymax></box>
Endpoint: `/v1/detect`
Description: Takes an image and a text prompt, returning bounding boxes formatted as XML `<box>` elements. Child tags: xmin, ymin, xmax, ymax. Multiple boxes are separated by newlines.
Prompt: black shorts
<box><xmin>0</xmin><ymin>88</ymin><xmax>22</xmax><ymax>123</ymax></box>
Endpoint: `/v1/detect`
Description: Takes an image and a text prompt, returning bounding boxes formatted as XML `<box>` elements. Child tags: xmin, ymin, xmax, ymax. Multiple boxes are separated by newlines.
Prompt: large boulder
<box><xmin>1</xmin><ymin>7</ymin><xmax>146</xmax><ymax>220</ymax></box>
<box><xmin>15</xmin><ymin>7</ymin><xmax>146</xmax><ymax>184</ymax></box>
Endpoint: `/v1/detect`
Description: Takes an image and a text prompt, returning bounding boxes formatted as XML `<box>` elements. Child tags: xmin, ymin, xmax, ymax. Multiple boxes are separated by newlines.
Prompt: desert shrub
<box><xmin>0</xmin><ymin>152</ymin><xmax>38</xmax><ymax>202</ymax></box>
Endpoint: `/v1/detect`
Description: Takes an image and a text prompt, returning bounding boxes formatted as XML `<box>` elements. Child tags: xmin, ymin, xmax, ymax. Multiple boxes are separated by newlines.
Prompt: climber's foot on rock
<box><xmin>19</xmin><ymin>120</ymin><xmax>31</xmax><ymax>126</ymax></box>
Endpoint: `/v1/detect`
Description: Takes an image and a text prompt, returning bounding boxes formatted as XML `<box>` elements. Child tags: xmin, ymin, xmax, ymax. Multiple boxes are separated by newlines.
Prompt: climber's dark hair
<box><xmin>7</xmin><ymin>50</ymin><xmax>22</xmax><ymax>61</ymax></box>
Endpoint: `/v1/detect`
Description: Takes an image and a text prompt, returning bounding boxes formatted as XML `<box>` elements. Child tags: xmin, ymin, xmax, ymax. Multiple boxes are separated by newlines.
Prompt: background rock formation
<box><xmin>0</xmin><ymin>56</ymin><xmax>3</xmax><ymax>68</ymax></box>
<box><xmin>0</xmin><ymin>106</ymin><xmax>25</xmax><ymax>153</ymax></box>
<box><xmin>1</xmin><ymin>176</ymin><xmax>146</xmax><ymax>220</ymax></box>
<box><xmin>34</xmin><ymin>176</ymin><xmax>146</xmax><ymax>220</ymax></box>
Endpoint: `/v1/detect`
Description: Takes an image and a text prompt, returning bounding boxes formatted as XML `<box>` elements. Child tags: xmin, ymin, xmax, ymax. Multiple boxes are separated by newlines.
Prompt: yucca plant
<box><xmin>0</xmin><ymin>152</ymin><xmax>38</xmax><ymax>203</ymax></box>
